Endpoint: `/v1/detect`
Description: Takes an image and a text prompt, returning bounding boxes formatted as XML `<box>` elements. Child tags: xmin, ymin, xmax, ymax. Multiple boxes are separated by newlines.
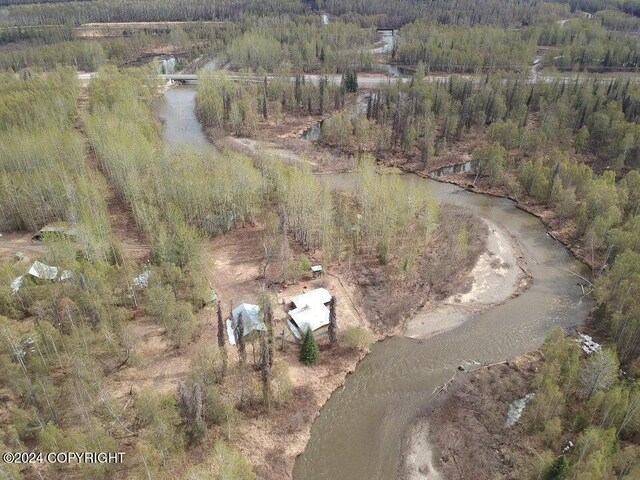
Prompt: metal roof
<box><xmin>288</xmin><ymin>303</ymin><xmax>330</xmax><ymax>340</ymax></box>
<box><xmin>291</xmin><ymin>288</ymin><xmax>332</xmax><ymax>308</ymax></box>
<box><xmin>27</xmin><ymin>261</ymin><xmax>58</xmax><ymax>280</ymax></box>
<box><xmin>226</xmin><ymin>303</ymin><xmax>266</xmax><ymax>345</ymax></box>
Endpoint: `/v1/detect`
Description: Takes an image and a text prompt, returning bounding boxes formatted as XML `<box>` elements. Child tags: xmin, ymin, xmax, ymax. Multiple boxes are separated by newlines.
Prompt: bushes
<box><xmin>271</xmin><ymin>362</ymin><xmax>293</xmax><ymax>406</ymax></box>
<box><xmin>344</xmin><ymin>326</ymin><xmax>374</xmax><ymax>352</ymax></box>
<box><xmin>146</xmin><ymin>285</ymin><xmax>198</xmax><ymax>347</ymax></box>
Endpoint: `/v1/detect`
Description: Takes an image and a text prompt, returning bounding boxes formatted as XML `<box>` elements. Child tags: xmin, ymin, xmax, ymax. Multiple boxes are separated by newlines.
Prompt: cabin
<box><xmin>226</xmin><ymin>303</ymin><xmax>266</xmax><ymax>345</ymax></box>
<box><xmin>287</xmin><ymin>288</ymin><xmax>332</xmax><ymax>341</ymax></box>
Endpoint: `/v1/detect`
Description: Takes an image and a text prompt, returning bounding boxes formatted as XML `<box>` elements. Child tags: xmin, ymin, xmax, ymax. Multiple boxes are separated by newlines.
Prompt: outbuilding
<box><xmin>226</xmin><ymin>303</ymin><xmax>266</xmax><ymax>345</ymax></box>
<box><xmin>32</xmin><ymin>222</ymin><xmax>78</xmax><ymax>241</ymax></box>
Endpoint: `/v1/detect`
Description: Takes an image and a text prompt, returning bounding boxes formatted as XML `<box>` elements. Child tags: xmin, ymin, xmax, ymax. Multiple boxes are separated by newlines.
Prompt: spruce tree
<box><xmin>300</xmin><ymin>327</ymin><xmax>319</xmax><ymax>365</ymax></box>
<box><xmin>260</xmin><ymin>334</ymin><xmax>271</xmax><ymax>411</ymax></box>
<box><xmin>217</xmin><ymin>302</ymin><xmax>227</xmax><ymax>377</ymax></box>
<box><xmin>235</xmin><ymin>312</ymin><xmax>246</xmax><ymax>365</ymax></box>
<box><xmin>328</xmin><ymin>296</ymin><xmax>337</xmax><ymax>347</ymax></box>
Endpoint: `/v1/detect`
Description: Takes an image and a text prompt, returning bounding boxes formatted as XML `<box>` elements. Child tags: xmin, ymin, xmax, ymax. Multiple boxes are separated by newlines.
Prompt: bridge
<box><xmin>77</xmin><ymin>72</ymin><xmax>410</xmax><ymax>88</ymax></box>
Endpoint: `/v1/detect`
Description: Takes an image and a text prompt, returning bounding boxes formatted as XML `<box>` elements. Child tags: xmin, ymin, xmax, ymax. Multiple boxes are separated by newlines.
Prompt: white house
<box><xmin>287</xmin><ymin>288</ymin><xmax>333</xmax><ymax>341</ymax></box>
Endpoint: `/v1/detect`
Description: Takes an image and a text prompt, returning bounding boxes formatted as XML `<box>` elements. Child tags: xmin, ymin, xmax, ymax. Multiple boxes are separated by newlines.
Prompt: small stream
<box><xmin>156</xmin><ymin>84</ymin><xmax>592</xmax><ymax>480</ymax></box>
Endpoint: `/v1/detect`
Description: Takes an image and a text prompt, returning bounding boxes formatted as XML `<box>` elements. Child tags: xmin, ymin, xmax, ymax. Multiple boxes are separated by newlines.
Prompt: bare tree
<box><xmin>264</xmin><ymin>301</ymin><xmax>274</xmax><ymax>367</ymax></box>
<box><xmin>581</xmin><ymin>349</ymin><xmax>619</xmax><ymax>399</ymax></box>
<box><xmin>177</xmin><ymin>382</ymin><xmax>206</xmax><ymax>442</ymax></box>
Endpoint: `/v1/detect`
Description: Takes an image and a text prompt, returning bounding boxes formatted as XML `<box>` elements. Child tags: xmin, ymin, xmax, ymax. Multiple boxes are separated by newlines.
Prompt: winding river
<box><xmin>156</xmin><ymin>85</ymin><xmax>592</xmax><ymax>480</ymax></box>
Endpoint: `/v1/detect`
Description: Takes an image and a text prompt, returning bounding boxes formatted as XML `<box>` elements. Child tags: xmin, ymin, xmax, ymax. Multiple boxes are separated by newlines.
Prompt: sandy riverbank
<box><xmin>405</xmin><ymin>219</ymin><xmax>531</xmax><ymax>339</ymax></box>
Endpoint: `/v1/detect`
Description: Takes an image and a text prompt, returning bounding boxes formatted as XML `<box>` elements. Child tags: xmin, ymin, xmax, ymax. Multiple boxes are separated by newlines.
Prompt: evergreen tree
<box><xmin>328</xmin><ymin>296</ymin><xmax>337</xmax><ymax>347</ymax></box>
<box><xmin>217</xmin><ymin>302</ymin><xmax>227</xmax><ymax>378</ymax></box>
<box><xmin>260</xmin><ymin>334</ymin><xmax>271</xmax><ymax>411</ymax></box>
<box><xmin>234</xmin><ymin>312</ymin><xmax>246</xmax><ymax>365</ymax></box>
<box><xmin>546</xmin><ymin>456</ymin><xmax>569</xmax><ymax>480</ymax></box>
<box><xmin>300</xmin><ymin>328</ymin><xmax>319</xmax><ymax>365</ymax></box>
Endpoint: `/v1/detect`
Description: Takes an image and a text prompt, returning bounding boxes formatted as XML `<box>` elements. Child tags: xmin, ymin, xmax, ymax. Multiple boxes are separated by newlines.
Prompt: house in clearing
<box><xmin>226</xmin><ymin>303</ymin><xmax>266</xmax><ymax>345</ymax></box>
<box><xmin>287</xmin><ymin>288</ymin><xmax>332</xmax><ymax>341</ymax></box>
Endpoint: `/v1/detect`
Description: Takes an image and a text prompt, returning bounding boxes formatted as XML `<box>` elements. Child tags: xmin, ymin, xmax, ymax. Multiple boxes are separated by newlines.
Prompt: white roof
<box><xmin>11</xmin><ymin>275</ymin><xmax>24</xmax><ymax>294</ymax></box>
<box><xmin>38</xmin><ymin>224</ymin><xmax>78</xmax><ymax>237</ymax></box>
<box><xmin>59</xmin><ymin>270</ymin><xmax>73</xmax><ymax>281</ymax></box>
<box><xmin>226</xmin><ymin>303</ymin><xmax>266</xmax><ymax>345</ymax></box>
<box><xmin>288</xmin><ymin>303</ymin><xmax>330</xmax><ymax>340</ymax></box>
<box><xmin>27</xmin><ymin>261</ymin><xmax>58</xmax><ymax>280</ymax></box>
<box><xmin>132</xmin><ymin>271</ymin><xmax>150</xmax><ymax>289</ymax></box>
<box><xmin>311</xmin><ymin>265</ymin><xmax>323</xmax><ymax>272</ymax></box>
<box><xmin>291</xmin><ymin>288</ymin><xmax>331</xmax><ymax>308</ymax></box>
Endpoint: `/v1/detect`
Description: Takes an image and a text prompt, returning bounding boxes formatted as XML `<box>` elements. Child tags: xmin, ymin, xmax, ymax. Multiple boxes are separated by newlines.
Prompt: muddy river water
<box><xmin>157</xmin><ymin>85</ymin><xmax>592</xmax><ymax>480</ymax></box>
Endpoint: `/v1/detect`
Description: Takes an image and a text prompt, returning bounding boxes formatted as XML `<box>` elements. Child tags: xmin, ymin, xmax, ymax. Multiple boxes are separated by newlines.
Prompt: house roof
<box><xmin>11</xmin><ymin>276</ymin><xmax>24</xmax><ymax>294</ymax></box>
<box><xmin>291</xmin><ymin>288</ymin><xmax>332</xmax><ymax>308</ymax></box>
<box><xmin>27</xmin><ymin>261</ymin><xmax>58</xmax><ymax>280</ymax></box>
<box><xmin>33</xmin><ymin>222</ymin><xmax>78</xmax><ymax>240</ymax></box>
<box><xmin>132</xmin><ymin>270</ymin><xmax>150</xmax><ymax>289</ymax></box>
<box><xmin>288</xmin><ymin>303</ymin><xmax>330</xmax><ymax>340</ymax></box>
<box><xmin>10</xmin><ymin>261</ymin><xmax>73</xmax><ymax>293</ymax></box>
<box><xmin>226</xmin><ymin>303</ymin><xmax>266</xmax><ymax>345</ymax></box>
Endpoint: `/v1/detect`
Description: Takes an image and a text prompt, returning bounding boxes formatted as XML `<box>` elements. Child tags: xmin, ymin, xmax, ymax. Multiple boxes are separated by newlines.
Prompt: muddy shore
<box><xmin>405</xmin><ymin>219</ymin><xmax>531</xmax><ymax>339</ymax></box>
<box><xmin>400</xmin><ymin>352</ymin><xmax>542</xmax><ymax>480</ymax></box>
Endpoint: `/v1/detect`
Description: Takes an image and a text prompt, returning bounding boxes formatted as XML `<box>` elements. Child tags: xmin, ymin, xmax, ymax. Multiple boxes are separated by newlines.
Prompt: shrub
<box><xmin>344</xmin><ymin>326</ymin><xmax>374</xmax><ymax>352</ymax></box>
<box><xmin>271</xmin><ymin>362</ymin><xmax>294</xmax><ymax>406</ymax></box>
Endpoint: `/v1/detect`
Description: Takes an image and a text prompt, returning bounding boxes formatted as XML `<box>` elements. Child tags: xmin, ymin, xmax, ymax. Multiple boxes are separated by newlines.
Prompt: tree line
<box><xmin>526</xmin><ymin>328</ymin><xmax>639</xmax><ymax>479</ymax></box>
<box><xmin>196</xmin><ymin>71</ymin><xmax>349</xmax><ymax>135</ymax></box>
<box><xmin>225</xmin><ymin>17</ymin><xmax>374</xmax><ymax>72</ymax></box>
<box><xmin>396</xmin><ymin>22</ymin><xmax>538</xmax><ymax>73</ymax></box>
<box><xmin>538</xmin><ymin>18</ymin><xmax>640</xmax><ymax>71</ymax></box>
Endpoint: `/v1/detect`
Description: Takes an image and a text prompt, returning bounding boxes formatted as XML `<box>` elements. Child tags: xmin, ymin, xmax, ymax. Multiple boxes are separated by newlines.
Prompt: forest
<box><xmin>0</xmin><ymin>0</ymin><xmax>639</xmax><ymax>478</ymax></box>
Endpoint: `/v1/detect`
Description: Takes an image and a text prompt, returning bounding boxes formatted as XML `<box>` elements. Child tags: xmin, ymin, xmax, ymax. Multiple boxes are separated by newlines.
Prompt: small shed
<box><xmin>226</xmin><ymin>303</ymin><xmax>266</xmax><ymax>345</ymax></box>
<box><xmin>287</xmin><ymin>288</ymin><xmax>332</xmax><ymax>341</ymax></box>
<box><xmin>32</xmin><ymin>223</ymin><xmax>78</xmax><ymax>241</ymax></box>
<box><xmin>132</xmin><ymin>270</ymin><xmax>150</xmax><ymax>289</ymax></box>
<box><xmin>27</xmin><ymin>261</ymin><xmax>59</xmax><ymax>280</ymax></box>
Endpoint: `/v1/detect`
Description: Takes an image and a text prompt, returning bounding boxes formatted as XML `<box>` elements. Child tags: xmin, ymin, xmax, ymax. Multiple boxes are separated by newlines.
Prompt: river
<box><xmin>156</xmin><ymin>84</ymin><xmax>592</xmax><ymax>480</ymax></box>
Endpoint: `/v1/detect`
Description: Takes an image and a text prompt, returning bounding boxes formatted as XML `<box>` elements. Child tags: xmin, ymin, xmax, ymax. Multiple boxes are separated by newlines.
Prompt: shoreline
<box><xmin>404</xmin><ymin>219</ymin><xmax>531</xmax><ymax>339</ymax></box>
<box><xmin>399</xmin><ymin>162</ymin><xmax>599</xmax><ymax>272</ymax></box>
<box><xmin>400</xmin><ymin>352</ymin><xmax>543</xmax><ymax>480</ymax></box>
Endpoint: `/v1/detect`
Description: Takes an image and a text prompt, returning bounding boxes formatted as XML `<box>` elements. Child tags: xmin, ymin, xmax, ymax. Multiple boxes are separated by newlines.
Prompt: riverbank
<box><xmin>400</xmin><ymin>352</ymin><xmax>542</xmax><ymax>480</ymax></box>
<box><xmin>399</xmin><ymin>161</ymin><xmax>601</xmax><ymax>272</ymax></box>
<box><xmin>405</xmin><ymin>219</ymin><xmax>531</xmax><ymax>338</ymax></box>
